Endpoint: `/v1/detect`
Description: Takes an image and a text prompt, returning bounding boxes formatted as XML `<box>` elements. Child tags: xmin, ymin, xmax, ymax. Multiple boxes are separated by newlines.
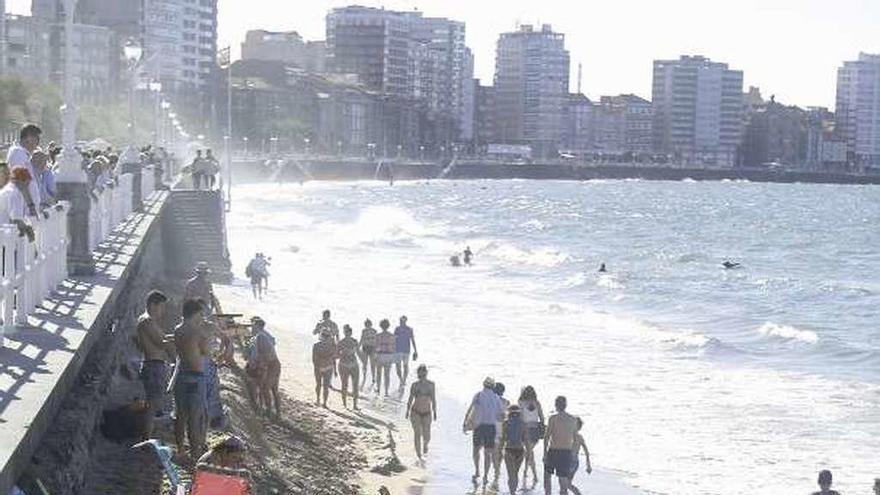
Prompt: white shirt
<box><xmin>5</xmin><ymin>142</ymin><xmax>41</xmax><ymax>207</ymax></box>
<box><xmin>0</xmin><ymin>183</ymin><xmax>27</xmax><ymax>225</ymax></box>
<box><xmin>470</xmin><ymin>388</ymin><xmax>505</xmax><ymax>427</ymax></box>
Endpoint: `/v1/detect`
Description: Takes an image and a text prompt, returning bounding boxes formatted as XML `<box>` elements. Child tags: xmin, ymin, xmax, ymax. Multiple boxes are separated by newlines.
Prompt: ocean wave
<box><xmin>596</xmin><ymin>273</ymin><xmax>623</xmax><ymax>290</ymax></box>
<box><xmin>485</xmin><ymin>242</ymin><xmax>570</xmax><ymax>268</ymax></box>
<box><xmin>562</xmin><ymin>272</ymin><xmax>588</xmax><ymax>288</ymax></box>
<box><xmin>758</xmin><ymin>322</ymin><xmax>819</xmax><ymax>344</ymax></box>
<box><xmin>521</xmin><ymin>219</ymin><xmax>547</xmax><ymax>231</ymax></box>
<box><xmin>347</xmin><ymin>205</ymin><xmax>443</xmax><ymax>246</ymax></box>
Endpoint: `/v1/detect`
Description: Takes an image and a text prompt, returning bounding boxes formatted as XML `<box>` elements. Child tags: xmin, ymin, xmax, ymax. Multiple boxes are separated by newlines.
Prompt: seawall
<box><xmin>0</xmin><ymin>190</ymin><xmax>230</xmax><ymax>494</ymax></box>
<box><xmin>232</xmin><ymin>159</ymin><xmax>880</xmax><ymax>185</ymax></box>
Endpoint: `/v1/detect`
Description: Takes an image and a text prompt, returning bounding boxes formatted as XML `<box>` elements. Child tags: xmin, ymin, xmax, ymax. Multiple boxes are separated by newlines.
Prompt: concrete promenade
<box><xmin>0</xmin><ymin>192</ymin><xmax>168</xmax><ymax>493</ymax></box>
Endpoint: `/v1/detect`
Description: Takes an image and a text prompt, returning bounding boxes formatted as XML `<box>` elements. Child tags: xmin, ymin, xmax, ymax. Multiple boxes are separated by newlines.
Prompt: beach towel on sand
<box><xmin>191</xmin><ymin>470</ymin><xmax>251</xmax><ymax>495</ymax></box>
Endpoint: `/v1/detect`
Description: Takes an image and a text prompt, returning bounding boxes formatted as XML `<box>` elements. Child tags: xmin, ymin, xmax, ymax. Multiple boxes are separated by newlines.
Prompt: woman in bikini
<box><xmin>375</xmin><ymin>319</ymin><xmax>396</xmax><ymax>397</ymax></box>
<box><xmin>518</xmin><ymin>385</ymin><xmax>546</xmax><ymax>485</ymax></box>
<box><xmin>405</xmin><ymin>364</ymin><xmax>437</xmax><ymax>459</ymax></box>
<box><xmin>359</xmin><ymin>319</ymin><xmax>378</xmax><ymax>391</ymax></box>
<box><xmin>312</xmin><ymin>328</ymin><xmax>337</xmax><ymax>408</ymax></box>
<box><xmin>337</xmin><ymin>324</ymin><xmax>361</xmax><ymax>410</ymax></box>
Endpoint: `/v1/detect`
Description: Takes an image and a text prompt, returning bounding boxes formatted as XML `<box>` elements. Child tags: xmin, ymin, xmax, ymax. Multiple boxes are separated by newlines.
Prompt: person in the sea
<box><xmin>135</xmin><ymin>290</ymin><xmax>173</xmax><ymax>437</ymax></box>
<box><xmin>463</xmin><ymin>246</ymin><xmax>473</xmax><ymax>266</ymax></box>
<box><xmin>722</xmin><ymin>260</ymin><xmax>741</xmax><ymax>270</ymax></box>
<box><xmin>337</xmin><ymin>324</ymin><xmax>361</xmax><ymax>410</ymax></box>
<box><xmin>450</xmin><ymin>254</ymin><xmax>461</xmax><ymax>267</ymax></box>
<box><xmin>499</xmin><ymin>404</ymin><xmax>527</xmax><ymax>495</ymax></box>
<box><xmin>598</xmin><ymin>263</ymin><xmax>607</xmax><ymax>273</ymax></box>
<box><xmin>246</xmin><ymin>316</ymin><xmax>281</xmax><ymax>416</ymax></box>
<box><xmin>518</xmin><ymin>385</ymin><xmax>546</xmax><ymax>485</ymax></box>
<box><xmin>873</xmin><ymin>478</ymin><xmax>880</xmax><ymax>495</ymax></box>
<box><xmin>375</xmin><ymin>319</ymin><xmax>396</xmax><ymax>396</ymax></box>
<box><xmin>566</xmin><ymin>417</ymin><xmax>593</xmax><ymax>495</ymax></box>
<box><xmin>491</xmin><ymin>382</ymin><xmax>511</xmax><ymax>487</ymax></box>
<box><xmin>405</xmin><ymin>364</ymin><xmax>436</xmax><ymax>460</ymax></box>
<box><xmin>394</xmin><ymin>315</ymin><xmax>418</xmax><ymax>388</ymax></box>
<box><xmin>172</xmin><ymin>299</ymin><xmax>211</xmax><ymax>461</ymax></box>
<box><xmin>463</xmin><ymin>377</ymin><xmax>505</xmax><ymax>485</ymax></box>
<box><xmin>810</xmin><ymin>470</ymin><xmax>841</xmax><ymax>495</ymax></box>
<box><xmin>544</xmin><ymin>396</ymin><xmax>578</xmax><ymax>495</ymax></box>
<box><xmin>359</xmin><ymin>319</ymin><xmax>378</xmax><ymax>391</ymax></box>
<box><xmin>312</xmin><ymin>328</ymin><xmax>337</xmax><ymax>408</ymax></box>
<box><xmin>313</xmin><ymin>309</ymin><xmax>339</xmax><ymax>342</ymax></box>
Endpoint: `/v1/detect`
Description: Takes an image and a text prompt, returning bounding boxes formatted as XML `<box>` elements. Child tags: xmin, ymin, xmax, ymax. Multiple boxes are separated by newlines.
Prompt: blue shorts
<box><xmin>544</xmin><ymin>449</ymin><xmax>574</xmax><ymax>478</ymax></box>
<box><xmin>473</xmin><ymin>424</ymin><xmax>496</xmax><ymax>449</ymax></box>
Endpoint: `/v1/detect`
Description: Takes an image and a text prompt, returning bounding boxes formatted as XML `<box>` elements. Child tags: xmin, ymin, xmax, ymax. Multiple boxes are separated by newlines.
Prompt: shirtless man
<box><xmin>172</xmin><ymin>299</ymin><xmax>211</xmax><ymax>460</ymax></box>
<box><xmin>337</xmin><ymin>324</ymin><xmax>360</xmax><ymax>410</ymax></box>
<box><xmin>185</xmin><ymin>262</ymin><xmax>220</xmax><ymax>315</ymax></box>
<box><xmin>405</xmin><ymin>364</ymin><xmax>436</xmax><ymax>460</ymax></box>
<box><xmin>313</xmin><ymin>309</ymin><xmax>339</xmax><ymax>342</ymax></box>
<box><xmin>312</xmin><ymin>329</ymin><xmax>337</xmax><ymax>408</ymax></box>
<box><xmin>135</xmin><ymin>290</ymin><xmax>173</xmax><ymax>437</ymax></box>
<box><xmin>544</xmin><ymin>396</ymin><xmax>578</xmax><ymax>495</ymax></box>
<box><xmin>247</xmin><ymin>317</ymin><xmax>281</xmax><ymax>416</ymax></box>
<box><xmin>394</xmin><ymin>315</ymin><xmax>418</xmax><ymax>387</ymax></box>
<box><xmin>359</xmin><ymin>319</ymin><xmax>378</xmax><ymax>391</ymax></box>
<box><xmin>374</xmin><ymin>319</ymin><xmax>396</xmax><ymax>397</ymax></box>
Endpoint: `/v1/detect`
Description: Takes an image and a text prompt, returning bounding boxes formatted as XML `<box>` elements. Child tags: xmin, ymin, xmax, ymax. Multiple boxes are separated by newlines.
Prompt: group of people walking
<box><xmin>188</xmin><ymin>149</ymin><xmax>221</xmax><ymax>190</ymax></box>
<box><xmin>310</xmin><ymin>310</ymin><xmax>419</xmax><ymax>410</ymax></box>
<box><xmin>464</xmin><ymin>379</ymin><xmax>592</xmax><ymax>495</ymax></box>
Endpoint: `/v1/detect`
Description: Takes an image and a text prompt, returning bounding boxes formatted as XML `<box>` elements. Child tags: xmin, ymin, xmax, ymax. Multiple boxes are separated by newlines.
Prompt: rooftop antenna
<box><xmin>577</xmin><ymin>63</ymin><xmax>582</xmax><ymax>94</ymax></box>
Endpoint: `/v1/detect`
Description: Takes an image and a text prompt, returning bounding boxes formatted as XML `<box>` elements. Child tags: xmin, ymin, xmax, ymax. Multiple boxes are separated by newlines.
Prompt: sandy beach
<box><xmin>214</xmin><ymin>284</ymin><xmax>429</xmax><ymax>495</ymax></box>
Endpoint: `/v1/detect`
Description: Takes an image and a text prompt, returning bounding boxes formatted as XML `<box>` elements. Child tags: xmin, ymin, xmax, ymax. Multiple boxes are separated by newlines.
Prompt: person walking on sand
<box><xmin>394</xmin><ymin>315</ymin><xmax>418</xmax><ymax>388</ymax></box>
<box><xmin>810</xmin><ymin>470</ymin><xmax>841</xmax><ymax>495</ymax></box>
<box><xmin>499</xmin><ymin>404</ymin><xmax>527</xmax><ymax>495</ymax></box>
<box><xmin>359</xmin><ymin>319</ymin><xmax>378</xmax><ymax>391</ymax></box>
<box><xmin>566</xmin><ymin>417</ymin><xmax>593</xmax><ymax>495</ymax></box>
<box><xmin>172</xmin><ymin>300</ymin><xmax>211</xmax><ymax>461</ymax></box>
<box><xmin>185</xmin><ymin>262</ymin><xmax>220</xmax><ymax>315</ymax></box>
<box><xmin>314</xmin><ymin>309</ymin><xmax>339</xmax><ymax>342</ymax></box>
<box><xmin>519</xmin><ymin>385</ymin><xmax>546</xmax><ymax>484</ymax></box>
<box><xmin>405</xmin><ymin>364</ymin><xmax>436</xmax><ymax>460</ymax></box>
<box><xmin>375</xmin><ymin>319</ymin><xmax>396</xmax><ymax>396</ymax></box>
<box><xmin>246</xmin><ymin>317</ymin><xmax>281</xmax><ymax>416</ymax></box>
<box><xmin>312</xmin><ymin>328</ymin><xmax>337</xmax><ymax>408</ymax></box>
<box><xmin>135</xmin><ymin>290</ymin><xmax>173</xmax><ymax>437</ymax></box>
<box><xmin>491</xmin><ymin>382</ymin><xmax>511</xmax><ymax>488</ymax></box>
<box><xmin>337</xmin><ymin>324</ymin><xmax>361</xmax><ymax>410</ymax></box>
<box><xmin>544</xmin><ymin>396</ymin><xmax>578</xmax><ymax>495</ymax></box>
<box><xmin>463</xmin><ymin>377</ymin><xmax>505</xmax><ymax>485</ymax></box>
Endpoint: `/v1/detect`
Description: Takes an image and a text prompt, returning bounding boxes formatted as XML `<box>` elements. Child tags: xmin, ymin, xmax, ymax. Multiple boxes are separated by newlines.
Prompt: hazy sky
<box><xmin>8</xmin><ymin>0</ymin><xmax>880</xmax><ymax>108</ymax></box>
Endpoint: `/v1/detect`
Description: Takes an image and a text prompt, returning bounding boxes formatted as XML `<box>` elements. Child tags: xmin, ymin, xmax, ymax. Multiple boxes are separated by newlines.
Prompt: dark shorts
<box><xmin>544</xmin><ymin>449</ymin><xmax>574</xmax><ymax>478</ymax></box>
<box><xmin>473</xmin><ymin>424</ymin><xmax>496</xmax><ymax>449</ymax></box>
<box><xmin>173</xmin><ymin>372</ymin><xmax>207</xmax><ymax>419</ymax></box>
<box><xmin>505</xmin><ymin>448</ymin><xmax>525</xmax><ymax>465</ymax></box>
<box><xmin>140</xmin><ymin>360</ymin><xmax>167</xmax><ymax>405</ymax></box>
<box><xmin>527</xmin><ymin>424</ymin><xmax>543</xmax><ymax>444</ymax></box>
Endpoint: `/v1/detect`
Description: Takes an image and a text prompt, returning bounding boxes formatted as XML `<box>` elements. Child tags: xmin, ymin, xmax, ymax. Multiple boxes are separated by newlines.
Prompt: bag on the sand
<box><xmin>245</xmin><ymin>261</ymin><xmax>254</xmax><ymax>278</ymax></box>
<box><xmin>191</xmin><ymin>470</ymin><xmax>251</xmax><ymax>495</ymax></box>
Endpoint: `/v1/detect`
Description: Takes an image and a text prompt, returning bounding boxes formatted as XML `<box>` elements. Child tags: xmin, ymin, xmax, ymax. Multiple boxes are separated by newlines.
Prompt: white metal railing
<box><xmin>88</xmin><ymin>174</ymin><xmax>135</xmax><ymax>252</ymax></box>
<box><xmin>0</xmin><ymin>201</ymin><xmax>70</xmax><ymax>342</ymax></box>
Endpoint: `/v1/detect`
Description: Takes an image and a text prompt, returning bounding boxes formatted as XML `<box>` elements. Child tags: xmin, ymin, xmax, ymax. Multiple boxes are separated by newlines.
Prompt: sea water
<box><xmin>226</xmin><ymin>179</ymin><xmax>880</xmax><ymax>495</ymax></box>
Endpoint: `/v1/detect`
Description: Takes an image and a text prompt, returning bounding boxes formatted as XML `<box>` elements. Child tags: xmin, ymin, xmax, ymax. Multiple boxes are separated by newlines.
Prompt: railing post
<box><xmin>57</xmin><ymin>182</ymin><xmax>97</xmax><ymax>275</ymax></box>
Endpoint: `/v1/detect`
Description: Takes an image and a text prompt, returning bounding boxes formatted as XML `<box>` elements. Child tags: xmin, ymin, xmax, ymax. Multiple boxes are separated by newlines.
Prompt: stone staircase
<box><xmin>162</xmin><ymin>190</ymin><xmax>233</xmax><ymax>283</ymax></box>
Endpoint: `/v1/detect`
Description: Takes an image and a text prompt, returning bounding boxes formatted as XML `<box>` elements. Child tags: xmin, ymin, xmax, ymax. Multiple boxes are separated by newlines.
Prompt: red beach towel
<box><xmin>191</xmin><ymin>470</ymin><xmax>251</xmax><ymax>495</ymax></box>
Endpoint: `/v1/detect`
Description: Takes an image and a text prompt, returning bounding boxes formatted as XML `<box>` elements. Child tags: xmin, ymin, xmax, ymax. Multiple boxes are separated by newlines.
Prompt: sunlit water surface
<box><xmin>226</xmin><ymin>179</ymin><xmax>880</xmax><ymax>495</ymax></box>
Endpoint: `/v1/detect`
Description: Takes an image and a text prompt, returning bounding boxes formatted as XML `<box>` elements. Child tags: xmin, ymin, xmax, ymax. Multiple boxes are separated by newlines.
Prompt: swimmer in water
<box><xmin>450</xmin><ymin>254</ymin><xmax>461</xmax><ymax>267</ymax></box>
<box><xmin>722</xmin><ymin>260</ymin><xmax>741</xmax><ymax>269</ymax></box>
<box><xmin>598</xmin><ymin>263</ymin><xmax>607</xmax><ymax>273</ymax></box>
<box><xmin>463</xmin><ymin>246</ymin><xmax>473</xmax><ymax>266</ymax></box>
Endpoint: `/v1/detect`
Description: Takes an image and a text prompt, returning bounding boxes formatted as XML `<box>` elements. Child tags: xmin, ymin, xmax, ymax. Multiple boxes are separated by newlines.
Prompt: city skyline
<box><xmin>6</xmin><ymin>0</ymin><xmax>877</xmax><ymax>108</ymax></box>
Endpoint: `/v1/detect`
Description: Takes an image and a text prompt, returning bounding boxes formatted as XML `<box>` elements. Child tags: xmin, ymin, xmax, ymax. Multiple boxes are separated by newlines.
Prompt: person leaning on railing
<box><xmin>0</xmin><ymin>166</ymin><xmax>36</xmax><ymax>242</ymax></box>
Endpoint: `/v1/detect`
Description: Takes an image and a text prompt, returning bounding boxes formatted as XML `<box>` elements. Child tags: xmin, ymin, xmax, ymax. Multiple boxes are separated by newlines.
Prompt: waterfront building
<box><xmin>835</xmin><ymin>53</ymin><xmax>880</xmax><ymax>167</ymax></box>
<box><xmin>493</xmin><ymin>24</ymin><xmax>570</xmax><ymax>158</ymax></box>
<box><xmin>325</xmin><ymin>6</ymin><xmax>471</xmax><ymax>141</ymax></box>
<box><xmin>473</xmin><ymin>81</ymin><xmax>497</xmax><ymax>148</ymax></box>
<box><xmin>562</xmin><ymin>93</ymin><xmax>593</xmax><ymax>153</ymax></box>
<box><xmin>592</xmin><ymin>94</ymin><xmax>653</xmax><ymax>155</ymax></box>
<box><xmin>741</xmin><ymin>95</ymin><xmax>809</xmax><ymax>168</ymax></box>
<box><xmin>652</xmin><ymin>55</ymin><xmax>744</xmax><ymax>166</ymax></box>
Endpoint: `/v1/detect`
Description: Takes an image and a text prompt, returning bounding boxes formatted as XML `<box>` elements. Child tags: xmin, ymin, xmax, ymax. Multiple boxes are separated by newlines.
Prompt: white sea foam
<box><xmin>485</xmin><ymin>243</ymin><xmax>569</xmax><ymax>267</ymax></box>
<box><xmin>758</xmin><ymin>322</ymin><xmax>819</xmax><ymax>344</ymax></box>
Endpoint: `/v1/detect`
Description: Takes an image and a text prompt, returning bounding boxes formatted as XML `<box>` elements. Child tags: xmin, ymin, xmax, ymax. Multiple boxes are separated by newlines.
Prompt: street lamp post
<box><xmin>148</xmin><ymin>80</ymin><xmax>162</xmax><ymax>146</ymax></box>
<box><xmin>123</xmin><ymin>39</ymin><xmax>143</xmax><ymax>146</ymax></box>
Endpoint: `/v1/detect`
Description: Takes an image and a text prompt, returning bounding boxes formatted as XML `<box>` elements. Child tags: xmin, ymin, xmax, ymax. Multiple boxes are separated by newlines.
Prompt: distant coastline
<box><xmin>231</xmin><ymin>159</ymin><xmax>880</xmax><ymax>186</ymax></box>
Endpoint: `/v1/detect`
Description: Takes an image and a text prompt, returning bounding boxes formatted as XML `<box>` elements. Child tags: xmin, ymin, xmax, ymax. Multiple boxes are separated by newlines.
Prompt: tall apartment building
<box><xmin>3</xmin><ymin>14</ymin><xmax>50</xmax><ymax>82</ymax></box>
<box><xmin>562</xmin><ymin>93</ymin><xmax>593</xmax><ymax>152</ymax></box>
<box><xmin>652</xmin><ymin>55</ymin><xmax>743</xmax><ymax>166</ymax></box>
<box><xmin>493</xmin><ymin>24</ymin><xmax>570</xmax><ymax>157</ymax></box>
<box><xmin>325</xmin><ymin>6</ymin><xmax>471</xmax><ymax>140</ymax></box>
<box><xmin>836</xmin><ymin>53</ymin><xmax>880</xmax><ymax>166</ymax></box>
<box><xmin>474</xmin><ymin>81</ymin><xmax>496</xmax><ymax>146</ymax></box>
